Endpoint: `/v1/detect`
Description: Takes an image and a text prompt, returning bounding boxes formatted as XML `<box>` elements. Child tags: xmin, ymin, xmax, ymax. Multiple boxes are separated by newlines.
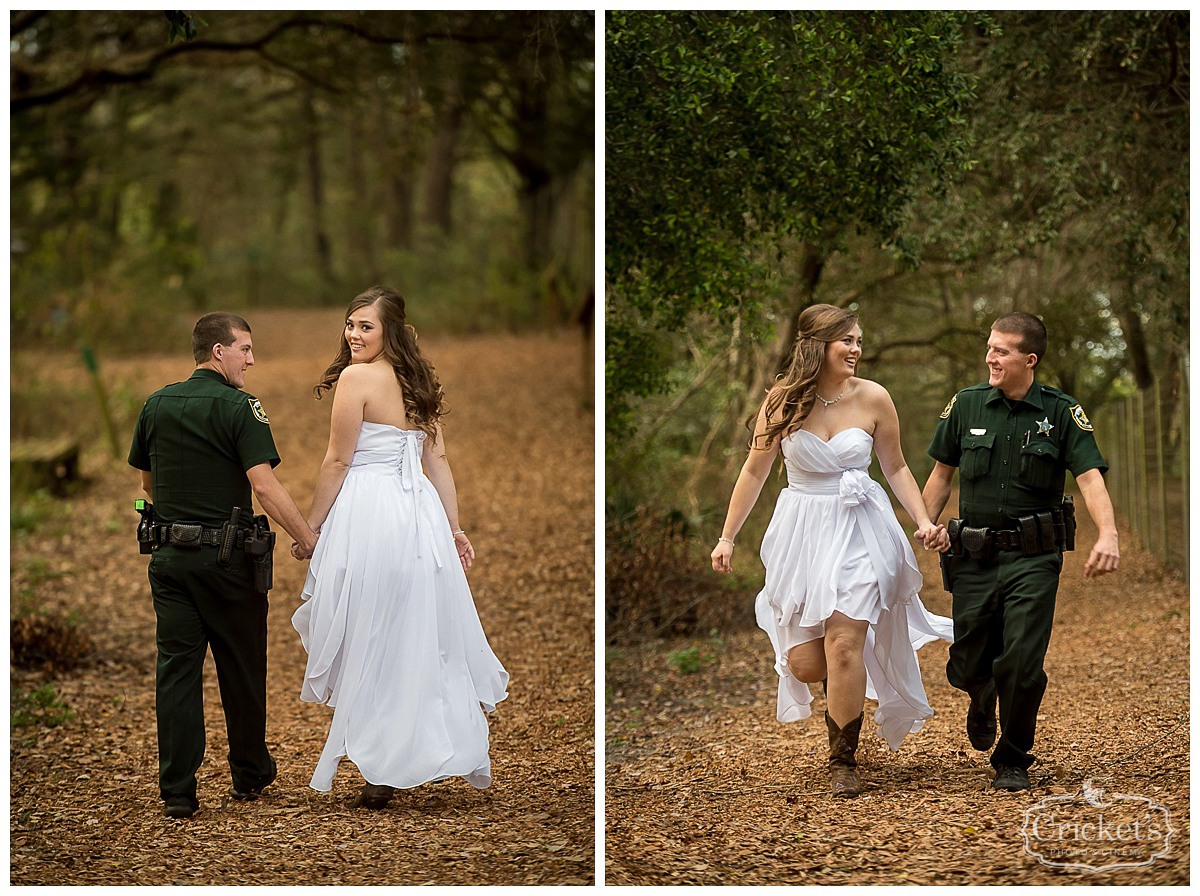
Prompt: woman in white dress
<box><xmin>291</xmin><ymin>285</ymin><xmax>508</xmax><ymax>810</ymax></box>
<box><xmin>711</xmin><ymin>304</ymin><xmax>952</xmax><ymax>798</ymax></box>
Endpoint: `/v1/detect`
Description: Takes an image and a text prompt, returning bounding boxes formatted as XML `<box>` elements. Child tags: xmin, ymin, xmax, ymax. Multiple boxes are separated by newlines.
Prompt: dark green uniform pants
<box><xmin>946</xmin><ymin>549</ymin><xmax>1063</xmax><ymax>771</ymax></box>
<box><xmin>148</xmin><ymin>546</ymin><xmax>276</xmax><ymax>801</ymax></box>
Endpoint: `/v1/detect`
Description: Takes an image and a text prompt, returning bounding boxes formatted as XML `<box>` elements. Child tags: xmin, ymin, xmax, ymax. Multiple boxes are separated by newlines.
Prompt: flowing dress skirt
<box><xmin>755</xmin><ymin>429</ymin><xmax>953</xmax><ymax>749</ymax></box>
<box><xmin>292</xmin><ymin>424</ymin><xmax>509</xmax><ymax>790</ymax></box>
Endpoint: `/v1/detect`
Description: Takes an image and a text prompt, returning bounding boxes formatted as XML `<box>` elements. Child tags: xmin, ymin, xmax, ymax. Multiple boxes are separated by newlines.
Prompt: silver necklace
<box><xmin>815</xmin><ymin>389</ymin><xmax>844</xmax><ymax>408</ymax></box>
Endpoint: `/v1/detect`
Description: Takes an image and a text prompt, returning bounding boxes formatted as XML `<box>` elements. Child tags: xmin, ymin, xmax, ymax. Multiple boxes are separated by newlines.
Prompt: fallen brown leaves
<box><xmin>11</xmin><ymin>314</ymin><xmax>595</xmax><ymax>886</ymax></box>
<box><xmin>606</xmin><ymin>498</ymin><xmax>1189</xmax><ymax>885</ymax></box>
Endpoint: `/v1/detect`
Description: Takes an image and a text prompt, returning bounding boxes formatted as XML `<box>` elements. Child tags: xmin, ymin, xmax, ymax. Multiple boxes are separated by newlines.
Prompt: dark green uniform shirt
<box><xmin>927</xmin><ymin>380</ymin><xmax>1107</xmax><ymax>528</ymax></box>
<box><xmin>128</xmin><ymin>368</ymin><xmax>280</xmax><ymax>527</ymax></box>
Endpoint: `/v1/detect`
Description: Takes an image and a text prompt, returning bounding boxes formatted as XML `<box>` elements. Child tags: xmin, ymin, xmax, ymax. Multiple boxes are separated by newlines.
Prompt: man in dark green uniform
<box><xmin>129</xmin><ymin>312</ymin><xmax>318</xmax><ymax>819</ymax></box>
<box><xmin>923</xmin><ymin>312</ymin><xmax>1119</xmax><ymax>792</ymax></box>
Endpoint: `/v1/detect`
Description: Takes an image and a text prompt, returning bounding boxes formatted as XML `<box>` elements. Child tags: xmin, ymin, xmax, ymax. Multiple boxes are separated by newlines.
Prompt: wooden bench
<box><xmin>10</xmin><ymin>438</ymin><xmax>82</xmax><ymax>494</ymax></box>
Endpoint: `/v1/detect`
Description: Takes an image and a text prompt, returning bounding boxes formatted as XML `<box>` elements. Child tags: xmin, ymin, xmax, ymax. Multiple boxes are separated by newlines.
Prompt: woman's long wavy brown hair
<box><xmin>313</xmin><ymin>286</ymin><xmax>447</xmax><ymax>439</ymax></box>
<box><xmin>753</xmin><ymin>304</ymin><xmax>859</xmax><ymax>449</ymax></box>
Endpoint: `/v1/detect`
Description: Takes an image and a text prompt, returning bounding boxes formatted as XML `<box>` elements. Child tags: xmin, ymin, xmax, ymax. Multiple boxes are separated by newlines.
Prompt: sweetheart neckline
<box><xmin>792</xmin><ymin>425</ymin><xmax>872</xmax><ymax>445</ymax></box>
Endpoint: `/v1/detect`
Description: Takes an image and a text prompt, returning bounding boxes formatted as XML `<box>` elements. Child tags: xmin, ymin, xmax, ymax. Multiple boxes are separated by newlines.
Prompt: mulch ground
<box><xmin>606</xmin><ymin>499</ymin><xmax>1189</xmax><ymax>885</ymax></box>
<box><xmin>10</xmin><ymin>313</ymin><xmax>595</xmax><ymax>885</ymax></box>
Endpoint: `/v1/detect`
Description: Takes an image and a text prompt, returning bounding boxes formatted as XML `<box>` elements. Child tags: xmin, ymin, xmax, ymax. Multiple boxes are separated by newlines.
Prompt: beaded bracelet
<box><xmin>718</xmin><ymin>537</ymin><xmax>735</xmax><ymax>547</ymax></box>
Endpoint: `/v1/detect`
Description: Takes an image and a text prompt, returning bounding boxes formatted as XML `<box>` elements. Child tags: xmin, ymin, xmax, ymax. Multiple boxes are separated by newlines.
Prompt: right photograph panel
<box><xmin>604</xmin><ymin>10</ymin><xmax>1189</xmax><ymax>885</ymax></box>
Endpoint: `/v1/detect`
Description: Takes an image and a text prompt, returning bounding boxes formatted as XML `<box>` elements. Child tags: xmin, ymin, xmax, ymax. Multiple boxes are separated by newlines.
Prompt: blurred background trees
<box><xmin>606</xmin><ymin>11</ymin><xmax>1189</xmax><ymax>637</ymax></box>
<box><xmin>11</xmin><ymin>11</ymin><xmax>595</xmax><ymax>347</ymax></box>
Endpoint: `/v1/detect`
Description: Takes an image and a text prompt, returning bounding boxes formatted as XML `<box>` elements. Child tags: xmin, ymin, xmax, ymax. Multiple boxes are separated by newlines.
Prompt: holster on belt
<box><xmin>135</xmin><ymin>499</ymin><xmax>158</xmax><ymax>554</ymax></box>
<box><xmin>1061</xmin><ymin>495</ymin><xmax>1076</xmax><ymax>551</ymax></box>
<box><xmin>939</xmin><ymin>550</ymin><xmax>955</xmax><ymax>593</ymax></box>
<box><xmin>243</xmin><ymin>515</ymin><xmax>275</xmax><ymax>593</ymax></box>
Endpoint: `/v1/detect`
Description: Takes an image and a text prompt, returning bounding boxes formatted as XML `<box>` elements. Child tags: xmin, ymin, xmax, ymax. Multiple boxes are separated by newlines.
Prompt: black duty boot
<box><xmin>164</xmin><ymin>796</ymin><xmax>198</xmax><ymax>819</ymax></box>
<box><xmin>992</xmin><ymin>765</ymin><xmax>1031</xmax><ymax>792</ymax></box>
<box><xmin>825</xmin><ymin>711</ymin><xmax>863</xmax><ymax>799</ymax></box>
<box><xmin>966</xmin><ymin>680</ymin><xmax>998</xmax><ymax>751</ymax></box>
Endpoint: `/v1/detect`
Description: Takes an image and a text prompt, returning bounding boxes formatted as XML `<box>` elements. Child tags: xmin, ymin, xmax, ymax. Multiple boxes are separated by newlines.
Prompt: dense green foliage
<box><xmin>606</xmin><ymin>11</ymin><xmax>985</xmax><ymax>433</ymax></box>
<box><xmin>11</xmin><ymin>11</ymin><xmax>594</xmax><ymax>348</ymax></box>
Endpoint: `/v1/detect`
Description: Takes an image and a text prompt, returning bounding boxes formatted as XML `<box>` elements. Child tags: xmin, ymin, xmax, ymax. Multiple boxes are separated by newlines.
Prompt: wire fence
<box><xmin>1090</xmin><ymin>361</ymin><xmax>1189</xmax><ymax>580</ymax></box>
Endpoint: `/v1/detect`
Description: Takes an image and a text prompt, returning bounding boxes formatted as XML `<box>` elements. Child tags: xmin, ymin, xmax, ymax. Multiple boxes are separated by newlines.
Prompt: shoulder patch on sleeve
<box><xmin>1070</xmin><ymin>404</ymin><xmax>1093</xmax><ymax>431</ymax></box>
<box><xmin>939</xmin><ymin>394</ymin><xmax>957</xmax><ymax>419</ymax></box>
<box><xmin>249</xmin><ymin>398</ymin><xmax>270</xmax><ymax>424</ymax></box>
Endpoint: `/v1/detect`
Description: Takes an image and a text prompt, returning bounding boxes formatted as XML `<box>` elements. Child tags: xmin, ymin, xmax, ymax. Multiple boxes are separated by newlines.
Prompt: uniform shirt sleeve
<box><xmin>1059</xmin><ymin>401</ymin><xmax>1108</xmax><ymax>477</ymax></box>
<box><xmin>127</xmin><ymin>400</ymin><xmax>151</xmax><ymax>471</ymax></box>
<box><xmin>232</xmin><ymin>394</ymin><xmax>281</xmax><ymax>471</ymax></box>
<box><xmin>927</xmin><ymin>393</ymin><xmax>962</xmax><ymax>467</ymax></box>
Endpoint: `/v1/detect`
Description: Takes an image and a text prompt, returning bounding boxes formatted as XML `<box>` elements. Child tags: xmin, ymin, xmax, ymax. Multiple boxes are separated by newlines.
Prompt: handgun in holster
<box><xmin>135</xmin><ymin>499</ymin><xmax>157</xmax><ymax>554</ymax></box>
<box><xmin>939</xmin><ymin>517</ymin><xmax>962</xmax><ymax>593</ymax></box>
<box><xmin>242</xmin><ymin>515</ymin><xmax>276</xmax><ymax>593</ymax></box>
<box><xmin>938</xmin><ymin>551</ymin><xmax>954</xmax><ymax>593</ymax></box>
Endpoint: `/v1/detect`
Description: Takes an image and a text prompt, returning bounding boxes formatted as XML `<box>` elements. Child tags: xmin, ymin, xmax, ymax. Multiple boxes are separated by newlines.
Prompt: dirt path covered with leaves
<box><xmin>606</xmin><ymin>507</ymin><xmax>1188</xmax><ymax>885</ymax></box>
<box><xmin>11</xmin><ymin>312</ymin><xmax>594</xmax><ymax>885</ymax></box>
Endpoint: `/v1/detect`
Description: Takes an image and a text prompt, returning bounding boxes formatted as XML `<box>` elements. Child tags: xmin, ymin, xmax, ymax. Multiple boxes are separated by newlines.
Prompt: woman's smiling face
<box><xmin>345</xmin><ymin>303</ymin><xmax>384</xmax><ymax>363</ymax></box>
<box><xmin>823</xmin><ymin>324</ymin><xmax>862</xmax><ymax>377</ymax></box>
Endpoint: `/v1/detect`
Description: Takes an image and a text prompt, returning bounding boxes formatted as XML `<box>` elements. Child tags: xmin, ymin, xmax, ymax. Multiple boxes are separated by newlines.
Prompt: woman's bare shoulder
<box><xmin>854</xmin><ymin>377</ymin><xmax>893</xmax><ymax>402</ymax></box>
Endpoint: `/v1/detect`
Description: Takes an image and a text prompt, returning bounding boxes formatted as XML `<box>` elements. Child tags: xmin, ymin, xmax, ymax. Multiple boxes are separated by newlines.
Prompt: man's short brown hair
<box><xmin>992</xmin><ymin>312</ymin><xmax>1047</xmax><ymax>366</ymax></box>
<box><xmin>192</xmin><ymin>312</ymin><xmax>251</xmax><ymax>363</ymax></box>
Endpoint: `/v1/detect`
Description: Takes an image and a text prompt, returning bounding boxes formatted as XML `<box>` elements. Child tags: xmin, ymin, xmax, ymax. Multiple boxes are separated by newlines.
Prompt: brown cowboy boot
<box><xmin>825</xmin><ymin>710</ymin><xmax>863</xmax><ymax>798</ymax></box>
<box><xmin>352</xmin><ymin>782</ymin><xmax>395</xmax><ymax>810</ymax></box>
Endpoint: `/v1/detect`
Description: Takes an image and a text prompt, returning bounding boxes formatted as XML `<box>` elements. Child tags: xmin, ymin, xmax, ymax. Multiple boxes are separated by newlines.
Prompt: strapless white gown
<box><xmin>292</xmin><ymin>422</ymin><xmax>509</xmax><ymax>790</ymax></box>
<box><xmin>754</xmin><ymin>427</ymin><xmax>953</xmax><ymax>749</ymax></box>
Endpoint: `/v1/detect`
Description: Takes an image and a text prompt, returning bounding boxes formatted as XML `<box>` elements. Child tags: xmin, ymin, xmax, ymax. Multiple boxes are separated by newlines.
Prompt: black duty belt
<box><xmin>948</xmin><ymin>497</ymin><xmax>1077</xmax><ymax>559</ymax></box>
<box><xmin>157</xmin><ymin>524</ymin><xmax>245</xmax><ymax>549</ymax></box>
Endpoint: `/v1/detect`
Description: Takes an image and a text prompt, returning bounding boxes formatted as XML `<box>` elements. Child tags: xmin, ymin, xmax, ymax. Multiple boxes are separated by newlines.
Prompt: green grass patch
<box><xmin>11</xmin><ymin>682</ymin><xmax>75</xmax><ymax>730</ymax></box>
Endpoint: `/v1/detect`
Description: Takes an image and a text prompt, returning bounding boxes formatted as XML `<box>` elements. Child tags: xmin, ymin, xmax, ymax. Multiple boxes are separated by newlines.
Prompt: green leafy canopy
<box><xmin>606</xmin><ymin>11</ymin><xmax>987</xmax><ymax>431</ymax></box>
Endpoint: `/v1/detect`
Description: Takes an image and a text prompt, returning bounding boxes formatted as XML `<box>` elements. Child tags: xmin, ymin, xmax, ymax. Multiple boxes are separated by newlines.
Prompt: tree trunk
<box><xmin>302</xmin><ymin>86</ymin><xmax>334</xmax><ymax>299</ymax></box>
<box><xmin>422</xmin><ymin>93</ymin><xmax>464</xmax><ymax>236</ymax></box>
<box><xmin>345</xmin><ymin>106</ymin><xmax>378</xmax><ymax>283</ymax></box>
<box><xmin>1116</xmin><ymin>304</ymin><xmax>1153</xmax><ymax>391</ymax></box>
<box><xmin>376</xmin><ymin>73</ymin><xmax>419</xmax><ymax>251</ymax></box>
<box><xmin>773</xmin><ymin>242</ymin><xmax>828</xmax><ymax>377</ymax></box>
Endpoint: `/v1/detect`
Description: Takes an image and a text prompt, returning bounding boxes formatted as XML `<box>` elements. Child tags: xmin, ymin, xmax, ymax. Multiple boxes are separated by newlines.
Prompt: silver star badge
<box><xmin>1036</xmin><ymin>417</ymin><xmax>1054</xmax><ymax>435</ymax></box>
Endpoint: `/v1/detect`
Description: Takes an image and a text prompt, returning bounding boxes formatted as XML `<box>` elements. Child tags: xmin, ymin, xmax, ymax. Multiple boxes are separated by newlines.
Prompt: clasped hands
<box><xmin>290</xmin><ymin>523</ymin><xmax>320</xmax><ymax>561</ymax></box>
<box><xmin>915</xmin><ymin>522</ymin><xmax>950</xmax><ymax>552</ymax></box>
<box><xmin>290</xmin><ymin>538</ymin><xmax>317</xmax><ymax>560</ymax></box>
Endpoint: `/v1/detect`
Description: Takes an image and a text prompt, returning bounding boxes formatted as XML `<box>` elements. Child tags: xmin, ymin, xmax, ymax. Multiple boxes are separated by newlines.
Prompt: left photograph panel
<box><xmin>11</xmin><ymin>10</ymin><xmax>596</xmax><ymax>886</ymax></box>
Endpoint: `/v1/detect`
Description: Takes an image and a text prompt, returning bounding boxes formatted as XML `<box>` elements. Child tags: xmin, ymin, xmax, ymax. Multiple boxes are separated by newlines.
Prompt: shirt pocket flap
<box><xmin>960</xmin><ymin>432</ymin><xmax>996</xmax><ymax>481</ymax></box>
<box><xmin>1020</xmin><ymin>439</ymin><xmax>1061</xmax><ymax>461</ymax></box>
<box><xmin>962</xmin><ymin>432</ymin><xmax>996</xmax><ymax>452</ymax></box>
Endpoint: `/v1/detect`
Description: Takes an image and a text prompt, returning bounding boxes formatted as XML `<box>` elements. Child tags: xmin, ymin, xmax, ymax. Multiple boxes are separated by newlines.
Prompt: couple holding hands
<box><xmin>711</xmin><ymin>305</ymin><xmax>1119</xmax><ymax>797</ymax></box>
<box><xmin>129</xmin><ymin>287</ymin><xmax>507</xmax><ymax>819</ymax></box>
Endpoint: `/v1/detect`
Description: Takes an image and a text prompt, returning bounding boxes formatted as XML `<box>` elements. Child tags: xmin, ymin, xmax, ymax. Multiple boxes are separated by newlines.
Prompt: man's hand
<box><xmin>915</xmin><ymin>523</ymin><xmax>950</xmax><ymax>552</ymax></box>
<box><xmin>1083</xmin><ymin>532</ymin><xmax>1119</xmax><ymax>578</ymax></box>
<box><xmin>290</xmin><ymin>529</ymin><xmax>318</xmax><ymax>560</ymax></box>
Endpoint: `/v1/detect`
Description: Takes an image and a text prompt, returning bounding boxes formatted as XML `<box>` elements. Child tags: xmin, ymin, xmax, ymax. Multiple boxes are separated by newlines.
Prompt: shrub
<box><xmin>11</xmin><ymin>612</ymin><xmax>92</xmax><ymax>672</ymax></box>
<box><xmin>606</xmin><ymin>507</ymin><xmax>746</xmax><ymax>643</ymax></box>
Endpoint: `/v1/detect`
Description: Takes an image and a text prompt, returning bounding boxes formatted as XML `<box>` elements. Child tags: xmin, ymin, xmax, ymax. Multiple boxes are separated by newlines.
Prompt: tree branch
<box><xmin>10</xmin><ymin>13</ymin><xmax>506</xmax><ymax>114</ymax></box>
